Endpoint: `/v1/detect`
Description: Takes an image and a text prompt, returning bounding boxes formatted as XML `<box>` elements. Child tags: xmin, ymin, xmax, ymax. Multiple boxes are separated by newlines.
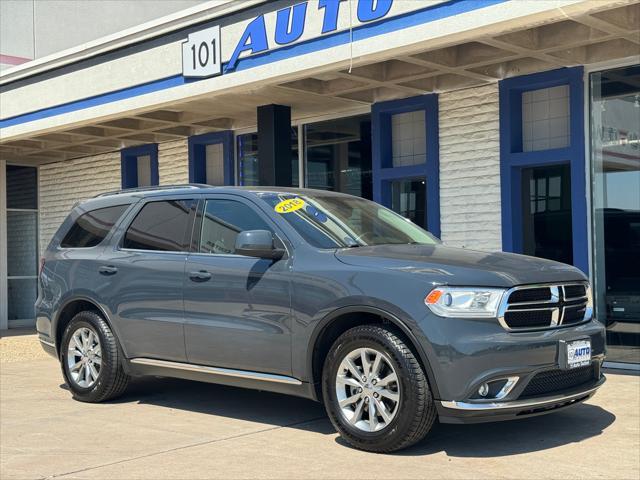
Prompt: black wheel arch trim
<box><xmin>53</xmin><ymin>295</ymin><xmax>128</xmax><ymax>359</ymax></box>
<box><xmin>307</xmin><ymin>304</ymin><xmax>441</xmax><ymax>400</ymax></box>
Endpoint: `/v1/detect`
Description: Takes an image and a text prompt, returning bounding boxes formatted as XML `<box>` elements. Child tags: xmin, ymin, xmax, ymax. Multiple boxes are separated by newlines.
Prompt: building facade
<box><xmin>1</xmin><ymin>0</ymin><xmax>638</xmax><ymax>367</ymax></box>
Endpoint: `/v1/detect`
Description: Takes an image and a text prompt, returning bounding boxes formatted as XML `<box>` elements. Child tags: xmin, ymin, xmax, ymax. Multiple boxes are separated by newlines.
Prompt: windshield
<box><xmin>256</xmin><ymin>192</ymin><xmax>439</xmax><ymax>249</ymax></box>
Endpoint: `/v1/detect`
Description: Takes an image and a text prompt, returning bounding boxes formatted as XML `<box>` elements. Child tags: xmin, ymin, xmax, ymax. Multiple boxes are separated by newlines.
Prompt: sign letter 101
<box><xmin>182</xmin><ymin>25</ymin><xmax>222</xmax><ymax>78</ymax></box>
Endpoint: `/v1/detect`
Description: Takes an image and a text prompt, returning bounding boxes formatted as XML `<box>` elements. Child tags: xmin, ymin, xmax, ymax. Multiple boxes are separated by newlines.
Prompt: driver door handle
<box><xmin>189</xmin><ymin>270</ymin><xmax>212</xmax><ymax>282</ymax></box>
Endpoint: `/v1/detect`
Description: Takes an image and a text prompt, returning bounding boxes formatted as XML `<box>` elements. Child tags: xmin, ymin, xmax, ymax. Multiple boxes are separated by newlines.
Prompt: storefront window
<box><xmin>391</xmin><ymin>179</ymin><xmax>426</xmax><ymax>227</ymax></box>
<box><xmin>6</xmin><ymin>165</ymin><xmax>38</xmax><ymax>327</ymax></box>
<box><xmin>237</xmin><ymin>133</ymin><xmax>259</xmax><ymax>186</ymax></box>
<box><xmin>521</xmin><ymin>164</ymin><xmax>573</xmax><ymax>265</ymax></box>
<box><xmin>305</xmin><ymin>114</ymin><xmax>372</xmax><ymax>199</ymax></box>
<box><xmin>237</xmin><ymin>129</ymin><xmax>299</xmax><ymax>186</ymax></box>
<box><xmin>391</xmin><ymin>110</ymin><xmax>426</xmax><ymax>166</ymax></box>
<box><xmin>590</xmin><ymin>64</ymin><xmax>640</xmax><ymax>365</ymax></box>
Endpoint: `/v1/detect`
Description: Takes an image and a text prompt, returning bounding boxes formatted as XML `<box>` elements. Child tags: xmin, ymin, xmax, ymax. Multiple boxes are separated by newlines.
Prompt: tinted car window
<box><xmin>123</xmin><ymin>199</ymin><xmax>196</xmax><ymax>251</ymax></box>
<box><xmin>60</xmin><ymin>204</ymin><xmax>129</xmax><ymax>248</ymax></box>
<box><xmin>199</xmin><ymin>199</ymin><xmax>272</xmax><ymax>255</ymax></box>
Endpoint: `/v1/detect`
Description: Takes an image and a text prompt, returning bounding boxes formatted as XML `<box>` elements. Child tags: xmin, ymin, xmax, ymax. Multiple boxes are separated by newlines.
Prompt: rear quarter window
<box><xmin>60</xmin><ymin>204</ymin><xmax>129</xmax><ymax>248</ymax></box>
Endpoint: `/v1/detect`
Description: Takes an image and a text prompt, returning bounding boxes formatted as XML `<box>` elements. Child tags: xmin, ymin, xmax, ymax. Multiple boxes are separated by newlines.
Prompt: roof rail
<box><xmin>94</xmin><ymin>184</ymin><xmax>210</xmax><ymax>198</ymax></box>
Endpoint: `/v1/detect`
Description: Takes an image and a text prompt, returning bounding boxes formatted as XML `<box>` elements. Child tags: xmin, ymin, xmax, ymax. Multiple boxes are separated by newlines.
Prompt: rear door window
<box><xmin>123</xmin><ymin>199</ymin><xmax>197</xmax><ymax>251</ymax></box>
<box><xmin>60</xmin><ymin>204</ymin><xmax>129</xmax><ymax>248</ymax></box>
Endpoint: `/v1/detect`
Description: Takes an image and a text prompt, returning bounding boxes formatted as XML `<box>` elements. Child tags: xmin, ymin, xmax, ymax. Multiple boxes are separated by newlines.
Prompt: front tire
<box><xmin>322</xmin><ymin>324</ymin><xmax>437</xmax><ymax>453</ymax></box>
<box><xmin>60</xmin><ymin>311</ymin><xmax>129</xmax><ymax>402</ymax></box>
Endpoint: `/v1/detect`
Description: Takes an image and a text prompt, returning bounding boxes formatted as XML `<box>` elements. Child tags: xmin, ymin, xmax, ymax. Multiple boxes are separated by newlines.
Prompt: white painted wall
<box><xmin>439</xmin><ymin>83</ymin><xmax>502</xmax><ymax>252</ymax></box>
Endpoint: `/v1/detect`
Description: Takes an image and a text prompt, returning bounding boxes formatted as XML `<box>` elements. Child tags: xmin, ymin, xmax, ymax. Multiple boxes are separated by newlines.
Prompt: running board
<box><xmin>129</xmin><ymin>358</ymin><xmax>302</xmax><ymax>385</ymax></box>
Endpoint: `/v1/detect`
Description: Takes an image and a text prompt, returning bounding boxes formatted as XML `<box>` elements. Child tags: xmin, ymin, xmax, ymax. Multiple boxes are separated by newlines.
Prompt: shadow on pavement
<box><xmin>61</xmin><ymin>376</ymin><xmax>616</xmax><ymax>457</ymax></box>
<box><xmin>0</xmin><ymin>328</ymin><xmax>36</xmax><ymax>338</ymax></box>
<box><xmin>391</xmin><ymin>402</ymin><xmax>616</xmax><ymax>457</ymax></box>
<box><xmin>94</xmin><ymin>376</ymin><xmax>332</xmax><ymax>434</ymax></box>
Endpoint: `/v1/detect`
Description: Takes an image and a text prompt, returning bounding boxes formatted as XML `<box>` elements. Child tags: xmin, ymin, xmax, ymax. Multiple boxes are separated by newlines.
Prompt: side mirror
<box><xmin>235</xmin><ymin>230</ymin><xmax>284</xmax><ymax>260</ymax></box>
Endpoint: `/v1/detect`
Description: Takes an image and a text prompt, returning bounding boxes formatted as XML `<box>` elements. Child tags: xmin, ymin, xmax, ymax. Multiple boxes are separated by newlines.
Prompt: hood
<box><xmin>334</xmin><ymin>243</ymin><xmax>586</xmax><ymax>288</ymax></box>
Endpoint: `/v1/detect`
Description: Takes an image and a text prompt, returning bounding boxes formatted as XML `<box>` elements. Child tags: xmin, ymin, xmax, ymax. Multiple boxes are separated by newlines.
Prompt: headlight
<box><xmin>424</xmin><ymin>287</ymin><xmax>507</xmax><ymax>318</ymax></box>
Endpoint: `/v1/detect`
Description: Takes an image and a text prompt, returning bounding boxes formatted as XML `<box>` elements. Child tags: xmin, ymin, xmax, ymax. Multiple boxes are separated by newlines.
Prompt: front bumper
<box><xmin>438</xmin><ymin>375</ymin><xmax>605</xmax><ymax>424</ymax></box>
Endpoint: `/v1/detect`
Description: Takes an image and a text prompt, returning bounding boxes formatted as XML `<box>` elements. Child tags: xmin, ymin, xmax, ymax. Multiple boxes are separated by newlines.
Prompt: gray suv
<box><xmin>36</xmin><ymin>185</ymin><xmax>605</xmax><ymax>452</ymax></box>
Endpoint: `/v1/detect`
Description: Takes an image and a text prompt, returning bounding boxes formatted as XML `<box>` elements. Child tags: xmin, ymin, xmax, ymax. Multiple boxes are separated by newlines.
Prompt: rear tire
<box><xmin>322</xmin><ymin>324</ymin><xmax>437</xmax><ymax>453</ymax></box>
<box><xmin>60</xmin><ymin>311</ymin><xmax>129</xmax><ymax>402</ymax></box>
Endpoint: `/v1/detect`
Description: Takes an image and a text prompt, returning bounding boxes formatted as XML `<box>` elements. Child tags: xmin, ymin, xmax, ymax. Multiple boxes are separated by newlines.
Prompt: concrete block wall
<box><xmin>438</xmin><ymin>83</ymin><xmax>502</xmax><ymax>252</ymax></box>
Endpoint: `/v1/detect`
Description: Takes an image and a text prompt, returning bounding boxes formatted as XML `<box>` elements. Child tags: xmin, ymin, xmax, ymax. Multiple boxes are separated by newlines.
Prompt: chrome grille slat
<box><xmin>498</xmin><ymin>282</ymin><xmax>591</xmax><ymax>331</ymax></box>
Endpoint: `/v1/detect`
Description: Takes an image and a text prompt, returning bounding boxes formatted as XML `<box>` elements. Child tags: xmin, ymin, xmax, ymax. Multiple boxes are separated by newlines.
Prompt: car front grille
<box><xmin>499</xmin><ymin>283</ymin><xmax>590</xmax><ymax>331</ymax></box>
<box><xmin>519</xmin><ymin>365</ymin><xmax>597</xmax><ymax>399</ymax></box>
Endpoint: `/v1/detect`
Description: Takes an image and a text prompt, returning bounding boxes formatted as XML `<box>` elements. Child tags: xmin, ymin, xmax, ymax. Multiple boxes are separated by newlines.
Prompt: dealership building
<box><xmin>0</xmin><ymin>0</ymin><xmax>638</xmax><ymax>366</ymax></box>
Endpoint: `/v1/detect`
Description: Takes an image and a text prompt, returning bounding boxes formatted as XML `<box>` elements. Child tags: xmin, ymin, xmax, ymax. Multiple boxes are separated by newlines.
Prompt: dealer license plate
<box><xmin>567</xmin><ymin>340</ymin><xmax>591</xmax><ymax>369</ymax></box>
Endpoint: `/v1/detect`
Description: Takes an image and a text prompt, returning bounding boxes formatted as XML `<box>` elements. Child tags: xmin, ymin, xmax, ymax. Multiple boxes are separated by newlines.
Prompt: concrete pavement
<box><xmin>1</xmin><ymin>334</ymin><xmax>639</xmax><ymax>480</ymax></box>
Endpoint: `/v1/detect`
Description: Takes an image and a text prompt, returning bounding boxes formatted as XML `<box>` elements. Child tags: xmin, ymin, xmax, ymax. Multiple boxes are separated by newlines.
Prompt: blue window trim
<box><xmin>188</xmin><ymin>131</ymin><xmax>234</xmax><ymax>185</ymax></box>
<box><xmin>372</xmin><ymin>94</ymin><xmax>440</xmax><ymax>237</ymax></box>
<box><xmin>499</xmin><ymin>66</ymin><xmax>588</xmax><ymax>274</ymax></box>
<box><xmin>120</xmin><ymin>144</ymin><xmax>159</xmax><ymax>189</ymax></box>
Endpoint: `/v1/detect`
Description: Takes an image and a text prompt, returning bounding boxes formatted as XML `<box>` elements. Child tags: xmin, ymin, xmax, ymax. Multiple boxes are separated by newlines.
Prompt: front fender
<box><xmin>299</xmin><ymin>298</ymin><xmax>441</xmax><ymax>401</ymax></box>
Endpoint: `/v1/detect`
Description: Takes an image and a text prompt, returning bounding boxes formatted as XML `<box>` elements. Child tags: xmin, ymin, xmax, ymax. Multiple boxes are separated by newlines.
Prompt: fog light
<box><xmin>478</xmin><ymin>383</ymin><xmax>489</xmax><ymax>397</ymax></box>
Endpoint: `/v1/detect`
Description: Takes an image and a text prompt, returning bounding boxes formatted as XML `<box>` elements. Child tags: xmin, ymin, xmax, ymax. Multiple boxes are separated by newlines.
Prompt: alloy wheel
<box><xmin>66</xmin><ymin>327</ymin><xmax>102</xmax><ymax>388</ymax></box>
<box><xmin>335</xmin><ymin>347</ymin><xmax>400</xmax><ymax>432</ymax></box>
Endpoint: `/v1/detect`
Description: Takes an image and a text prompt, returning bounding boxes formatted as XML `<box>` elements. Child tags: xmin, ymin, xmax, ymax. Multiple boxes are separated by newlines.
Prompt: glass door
<box><xmin>391</xmin><ymin>178</ymin><xmax>427</xmax><ymax>227</ymax></box>
<box><xmin>591</xmin><ymin>64</ymin><xmax>640</xmax><ymax>365</ymax></box>
<box><xmin>6</xmin><ymin>165</ymin><xmax>38</xmax><ymax>328</ymax></box>
<box><xmin>520</xmin><ymin>164</ymin><xmax>573</xmax><ymax>265</ymax></box>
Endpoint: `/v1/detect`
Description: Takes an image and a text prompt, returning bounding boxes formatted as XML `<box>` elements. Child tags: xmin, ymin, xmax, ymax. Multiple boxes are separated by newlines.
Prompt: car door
<box><xmin>183</xmin><ymin>194</ymin><xmax>292</xmax><ymax>375</ymax></box>
<box><xmin>99</xmin><ymin>196</ymin><xmax>197</xmax><ymax>362</ymax></box>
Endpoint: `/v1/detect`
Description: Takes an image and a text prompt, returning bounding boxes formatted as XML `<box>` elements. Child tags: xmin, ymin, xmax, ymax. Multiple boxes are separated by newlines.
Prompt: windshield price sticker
<box><xmin>275</xmin><ymin>198</ymin><xmax>305</xmax><ymax>213</ymax></box>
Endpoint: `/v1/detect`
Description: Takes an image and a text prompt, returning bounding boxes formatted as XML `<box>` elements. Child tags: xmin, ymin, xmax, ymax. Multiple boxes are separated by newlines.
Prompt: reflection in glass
<box><xmin>391</xmin><ymin>179</ymin><xmax>427</xmax><ymax>228</ymax></box>
<box><xmin>591</xmin><ymin>64</ymin><xmax>640</xmax><ymax>364</ymax></box>
<box><xmin>258</xmin><ymin>191</ymin><xmax>437</xmax><ymax>249</ymax></box>
<box><xmin>6</xmin><ymin>165</ymin><xmax>37</xmax><ymax>209</ymax></box>
<box><xmin>305</xmin><ymin>115</ymin><xmax>372</xmax><ymax>199</ymax></box>
<box><xmin>237</xmin><ymin>129</ymin><xmax>299</xmax><ymax>186</ymax></box>
<box><xmin>6</xmin><ymin>165</ymin><xmax>39</xmax><ymax>326</ymax></box>
<box><xmin>391</xmin><ymin>110</ymin><xmax>426</xmax><ymax>167</ymax></box>
<box><xmin>7</xmin><ymin>211</ymin><xmax>38</xmax><ymax>277</ymax></box>
<box><xmin>521</xmin><ymin>164</ymin><xmax>573</xmax><ymax>265</ymax></box>
<box><xmin>8</xmin><ymin>278</ymin><xmax>37</xmax><ymax>321</ymax></box>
